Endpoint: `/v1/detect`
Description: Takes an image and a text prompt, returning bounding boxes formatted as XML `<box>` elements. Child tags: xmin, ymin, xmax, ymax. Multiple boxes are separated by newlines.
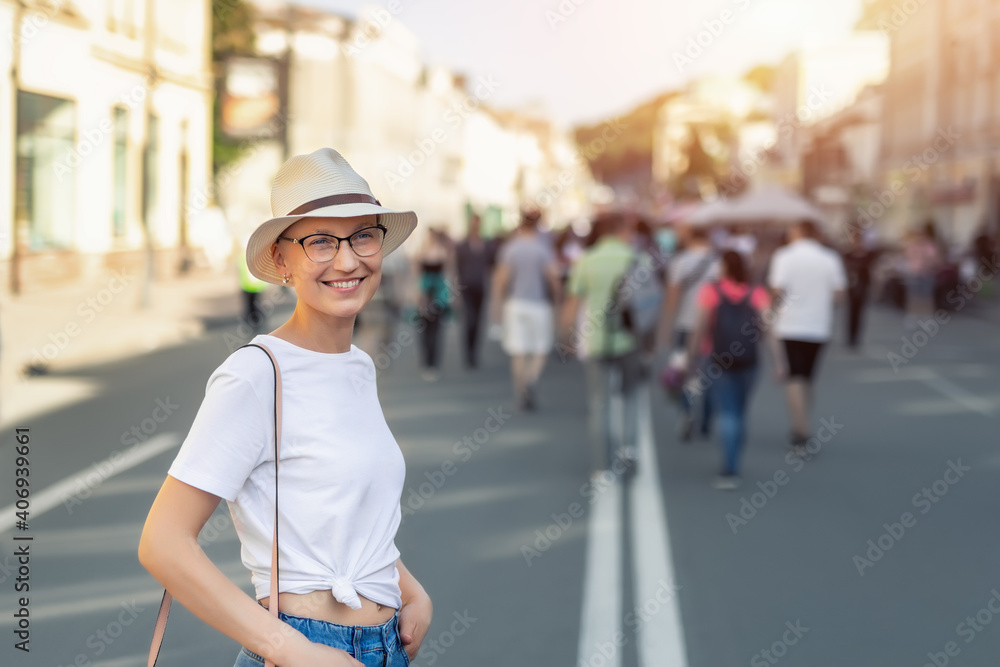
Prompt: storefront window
<box><xmin>143</xmin><ymin>114</ymin><xmax>159</xmax><ymax>231</ymax></box>
<box><xmin>16</xmin><ymin>91</ymin><xmax>77</xmax><ymax>251</ymax></box>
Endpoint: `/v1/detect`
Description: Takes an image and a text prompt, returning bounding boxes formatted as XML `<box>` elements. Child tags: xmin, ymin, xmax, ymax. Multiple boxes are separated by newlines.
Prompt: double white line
<box><xmin>576</xmin><ymin>390</ymin><xmax>688</xmax><ymax>667</ymax></box>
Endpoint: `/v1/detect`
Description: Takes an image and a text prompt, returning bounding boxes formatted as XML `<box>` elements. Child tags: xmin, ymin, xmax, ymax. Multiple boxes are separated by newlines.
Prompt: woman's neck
<box><xmin>269</xmin><ymin>306</ymin><xmax>356</xmax><ymax>353</ymax></box>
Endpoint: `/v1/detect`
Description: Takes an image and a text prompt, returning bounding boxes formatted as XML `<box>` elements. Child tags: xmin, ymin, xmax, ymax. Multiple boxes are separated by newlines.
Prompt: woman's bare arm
<box><xmin>138</xmin><ymin>476</ymin><xmax>361</xmax><ymax>666</ymax></box>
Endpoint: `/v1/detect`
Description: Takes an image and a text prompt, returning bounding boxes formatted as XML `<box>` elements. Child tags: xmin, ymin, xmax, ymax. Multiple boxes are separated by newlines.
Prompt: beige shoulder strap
<box><xmin>147</xmin><ymin>342</ymin><xmax>282</xmax><ymax>667</ymax></box>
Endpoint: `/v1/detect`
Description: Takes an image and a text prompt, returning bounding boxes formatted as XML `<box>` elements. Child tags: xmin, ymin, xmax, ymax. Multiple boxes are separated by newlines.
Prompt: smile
<box><xmin>323</xmin><ymin>278</ymin><xmax>362</xmax><ymax>289</ymax></box>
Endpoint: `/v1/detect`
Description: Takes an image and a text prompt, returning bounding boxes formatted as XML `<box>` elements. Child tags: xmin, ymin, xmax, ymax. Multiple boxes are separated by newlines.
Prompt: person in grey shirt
<box><xmin>490</xmin><ymin>209</ymin><xmax>562</xmax><ymax>410</ymax></box>
<box><xmin>658</xmin><ymin>225</ymin><xmax>720</xmax><ymax>440</ymax></box>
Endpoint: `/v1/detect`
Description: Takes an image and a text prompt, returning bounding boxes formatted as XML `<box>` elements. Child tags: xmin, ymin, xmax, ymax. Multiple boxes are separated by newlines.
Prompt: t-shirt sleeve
<box><xmin>751</xmin><ymin>286</ymin><xmax>771</xmax><ymax>312</ymax></box>
<box><xmin>697</xmin><ymin>283</ymin><xmax>719</xmax><ymax>310</ymax></box>
<box><xmin>767</xmin><ymin>250</ymin><xmax>786</xmax><ymax>290</ymax></box>
<box><xmin>167</xmin><ymin>359</ymin><xmax>270</xmax><ymax>502</ymax></box>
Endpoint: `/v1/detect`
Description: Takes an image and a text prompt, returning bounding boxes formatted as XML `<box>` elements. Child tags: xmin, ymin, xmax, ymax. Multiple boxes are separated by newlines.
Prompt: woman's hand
<box><xmin>398</xmin><ymin>589</ymin><xmax>433</xmax><ymax>660</ymax></box>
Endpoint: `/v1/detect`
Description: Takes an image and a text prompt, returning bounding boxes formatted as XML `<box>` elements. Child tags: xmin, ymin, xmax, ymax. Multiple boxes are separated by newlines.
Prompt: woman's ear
<box><xmin>270</xmin><ymin>242</ymin><xmax>287</xmax><ymax>276</ymax></box>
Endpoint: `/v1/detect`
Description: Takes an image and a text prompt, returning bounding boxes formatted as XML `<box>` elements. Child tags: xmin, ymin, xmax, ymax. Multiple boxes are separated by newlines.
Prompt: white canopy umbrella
<box><xmin>686</xmin><ymin>185</ymin><xmax>825</xmax><ymax>226</ymax></box>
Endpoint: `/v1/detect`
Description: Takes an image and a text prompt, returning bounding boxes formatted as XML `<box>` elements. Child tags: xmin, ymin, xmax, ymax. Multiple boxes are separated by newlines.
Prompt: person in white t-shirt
<box><xmin>139</xmin><ymin>149</ymin><xmax>431</xmax><ymax>667</ymax></box>
<box><xmin>767</xmin><ymin>220</ymin><xmax>847</xmax><ymax>456</ymax></box>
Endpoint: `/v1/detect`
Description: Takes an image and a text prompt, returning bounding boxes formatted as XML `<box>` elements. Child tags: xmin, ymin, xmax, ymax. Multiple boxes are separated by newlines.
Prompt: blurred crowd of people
<box><xmin>337</xmin><ymin>206</ymin><xmax>997</xmax><ymax>490</ymax></box>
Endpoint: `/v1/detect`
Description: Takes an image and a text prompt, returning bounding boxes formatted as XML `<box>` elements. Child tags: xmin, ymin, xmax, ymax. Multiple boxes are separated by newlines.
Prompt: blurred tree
<box><xmin>212</xmin><ymin>0</ymin><xmax>257</xmax><ymax>175</ymax></box>
<box><xmin>573</xmin><ymin>92</ymin><xmax>677</xmax><ymax>194</ymax></box>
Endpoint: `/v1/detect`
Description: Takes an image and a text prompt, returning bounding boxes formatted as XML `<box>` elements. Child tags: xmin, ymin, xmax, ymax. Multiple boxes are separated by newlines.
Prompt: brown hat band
<box><xmin>287</xmin><ymin>193</ymin><xmax>381</xmax><ymax>216</ymax></box>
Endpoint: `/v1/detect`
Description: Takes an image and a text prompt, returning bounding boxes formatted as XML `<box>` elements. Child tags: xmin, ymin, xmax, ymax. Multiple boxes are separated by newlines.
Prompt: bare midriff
<box><xmin>260</xmin><ymin>590</ymin><xmax>396</xmax><ymax>626</ymax></box>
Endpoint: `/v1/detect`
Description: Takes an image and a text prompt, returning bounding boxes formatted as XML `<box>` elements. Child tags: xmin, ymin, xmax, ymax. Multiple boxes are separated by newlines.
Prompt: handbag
<box><xmin>146</xmin><ymin>343</ymin><xmax>284</xmax><ymax>667</ymax></box>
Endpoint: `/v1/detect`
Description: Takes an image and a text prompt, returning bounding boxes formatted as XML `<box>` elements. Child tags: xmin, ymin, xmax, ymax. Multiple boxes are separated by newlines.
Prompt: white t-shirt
<box><xmin>669</xmin><ymin>247</ymin><xmax>720</xmax><ymax>331</ymax></box>
<box><xmin>168</xmin><ymin>335</ymin><xmax>405</xmax><ymax>610</ymax></box>
<box><xmin>767</xmin><ymin>239</ymin><xmax>847</xmax><ymax>342</ymax></box>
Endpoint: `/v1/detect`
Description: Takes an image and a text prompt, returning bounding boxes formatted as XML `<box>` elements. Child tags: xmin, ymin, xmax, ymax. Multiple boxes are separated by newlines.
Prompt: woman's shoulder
<box><xmin>213</xmin><ymin>340</ymin><xmax>286</xmax><ymax>384</ymax></box>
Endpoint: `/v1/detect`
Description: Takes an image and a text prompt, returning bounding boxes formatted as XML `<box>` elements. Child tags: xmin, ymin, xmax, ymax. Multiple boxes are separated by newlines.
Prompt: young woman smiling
<box><xmin>139</xmin><ymin>148</ymin><xmax>431</xmax><ymax>667</ymax></box>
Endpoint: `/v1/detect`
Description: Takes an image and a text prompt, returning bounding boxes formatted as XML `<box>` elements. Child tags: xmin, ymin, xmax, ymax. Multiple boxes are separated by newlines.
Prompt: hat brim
<box><xmin>246</xmin><ymin>203</ymin><xmax>418</xmax><ymax>284</ymax></box>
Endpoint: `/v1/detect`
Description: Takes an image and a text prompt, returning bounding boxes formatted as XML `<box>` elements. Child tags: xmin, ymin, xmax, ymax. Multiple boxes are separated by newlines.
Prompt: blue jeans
<box><xmin>711</xmin><ymin>366</ymin><xmax>758</xmax><ymax>476</ymax></box>
<box><xmin>233</xmin><ymin>612</ymin><xmax>410</xmax><ymax>667</ymax></box>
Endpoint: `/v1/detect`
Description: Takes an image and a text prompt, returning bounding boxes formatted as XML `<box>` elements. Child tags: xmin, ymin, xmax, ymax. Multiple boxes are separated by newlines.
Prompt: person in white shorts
<box><xmin>490</xmin><ymin>209</ymin><xmax>562</xmax><ymax>410</ymax></box>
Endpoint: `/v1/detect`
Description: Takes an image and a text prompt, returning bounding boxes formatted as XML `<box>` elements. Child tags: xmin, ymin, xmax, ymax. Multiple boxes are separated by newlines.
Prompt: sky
<box><xmin>295</xmin><ymin>0</ymin><xmax>867</xmax><ymax>127</ymax></box>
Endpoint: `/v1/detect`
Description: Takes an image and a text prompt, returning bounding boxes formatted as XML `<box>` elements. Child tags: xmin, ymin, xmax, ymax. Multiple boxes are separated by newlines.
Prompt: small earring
<box><xmin>282</xmin><ymin>274</ymin><xmax>289</xmax><ymax>285</ymax></box>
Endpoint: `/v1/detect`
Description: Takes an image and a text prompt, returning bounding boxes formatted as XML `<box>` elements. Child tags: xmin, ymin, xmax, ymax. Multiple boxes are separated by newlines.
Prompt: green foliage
<box><xmin>211</xmin><ymin>0</ymin><xmax>257</xmax><ymax>175</ymax></box>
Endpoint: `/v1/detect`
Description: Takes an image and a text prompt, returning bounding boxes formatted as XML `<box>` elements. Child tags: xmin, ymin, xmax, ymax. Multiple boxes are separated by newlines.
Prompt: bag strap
<box><xmin>146</xmin><ymin>343</ymin><xmax>283</xmax><ymax>667</ymax></box>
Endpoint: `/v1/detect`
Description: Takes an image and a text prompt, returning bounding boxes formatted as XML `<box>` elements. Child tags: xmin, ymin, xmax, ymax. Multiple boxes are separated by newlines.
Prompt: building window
<box><xmin>112</xmin><ymin>107</ymin><xmax>128</xmax><ymax>238</ymax></box>
<box><xmin>15</xmin><ymin>91</ymin><xmax>77</xmax><ymax>251</ymax></box>
<box><xmin>107</xmin><ymin>0</ymin><xmax>138</xmax><ymax>37</ymax></box>
<box><xmin>143</xmin><ymin>114</ymin><xmax>159</xmax><ymax>232</ymax></box>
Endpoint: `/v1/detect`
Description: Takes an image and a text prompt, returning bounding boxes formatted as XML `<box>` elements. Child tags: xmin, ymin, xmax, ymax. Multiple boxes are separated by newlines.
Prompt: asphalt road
<box><xmin>1</xmin><ymin>299</ymin><xmax>998</xmax><ymax>667</ymax></box>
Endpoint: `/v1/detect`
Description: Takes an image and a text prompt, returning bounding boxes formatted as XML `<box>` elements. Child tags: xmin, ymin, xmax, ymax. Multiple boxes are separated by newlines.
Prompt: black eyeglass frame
<box><xmin>277</xmin><ymin>224</ymin><xmax>388</xmax><ymax>261</ymax></box>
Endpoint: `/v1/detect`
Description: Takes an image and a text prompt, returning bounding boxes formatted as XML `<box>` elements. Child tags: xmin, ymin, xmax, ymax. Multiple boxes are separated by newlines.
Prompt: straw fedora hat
<box><xmin>246</xmin><ymin>148</ymin><xmax>418</xmax><ymax>284</ymax></box>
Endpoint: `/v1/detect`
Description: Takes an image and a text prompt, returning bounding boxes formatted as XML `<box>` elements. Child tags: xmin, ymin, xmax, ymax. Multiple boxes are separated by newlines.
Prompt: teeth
<box><xmin>326</xmin><ymin>279</ymin><xmax>360</xmax><ymax>288</ymax></box>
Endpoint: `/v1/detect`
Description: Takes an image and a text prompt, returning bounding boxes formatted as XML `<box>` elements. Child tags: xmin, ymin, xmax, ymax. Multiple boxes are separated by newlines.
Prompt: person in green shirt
<box><xmin>560</xmin><ymin>212</ymin><xmax>642</xmax><ymax>472</ymax></box>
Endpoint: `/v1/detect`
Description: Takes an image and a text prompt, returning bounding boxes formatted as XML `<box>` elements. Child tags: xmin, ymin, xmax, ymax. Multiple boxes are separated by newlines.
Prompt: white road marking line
<box><xmin>630</xmin><ymin>388</ymin><xmax>688</xmax><ymax>667</ymax></box>
<box><xmin>0</xmin><ymin>433</ymin><xmax>180</xmax><ymax>534</ymax></box>
<box><xmin>576</xmin><ymin>472</ymin><xmax>622</xmax><ymax>667</ymax></box>
<box><xmin>859</xmin><ymin>351</ymin><xmax>996</xmax><ymax>416</ymax></box>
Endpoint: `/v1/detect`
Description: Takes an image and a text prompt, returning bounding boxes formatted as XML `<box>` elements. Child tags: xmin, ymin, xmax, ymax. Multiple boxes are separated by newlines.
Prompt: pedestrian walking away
<box><xmin>561</xmin><ymin>212</ymin><xmax>643</xmax><ymax>472</ymax></box>
<box><xmin>490</xmin><ymin>209</ymin><xmax>562</xmax><ymax>411</ymax></box>
<box><xmin>139</xmin><ymin>148</ymin><xmax>433</xmax><ymax>667</ymax></box>
<box><xmin>658</xmin><ymin>224</ymin><xmax>719</xmax><ymax>441</ymax></box>
<box><xmin>685</xmin><ymin>250</ymin><xmax>778</xmax><ymax>489</ymax></box>
<box><xmin>767</xmin><ymin>219</ymin><xmax>846</xmax><ymax>456</ymax></box>
<box><xmin>455</xmin><ymin>213</ymin><xmax>490</xmax><ymax>369</ymax></box>
<box><xmin>841</xmin><ymin>230</ymin><xmax>876</xmax><ymax>349</ymax></box>
<box><xmin>414</xmin><ymin>227</ymin><xmax>454</xmax><ymax>381</ymax></box>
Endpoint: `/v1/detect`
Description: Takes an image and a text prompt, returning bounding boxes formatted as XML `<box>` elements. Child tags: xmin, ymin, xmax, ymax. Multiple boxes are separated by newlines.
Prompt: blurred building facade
<box><xmin>220</xmin><ymin>0</ymin><xmax>592</xmax><ymax>248</ymax></box>
<box><xmin>220</xmin><ymin>1</ymin><xmax>594</xmax><ymax>250</ymax></box>
<box><xmin>860</xmin><ymin>0</ymin><xmax>1000</xmax><ymax>247</ymax></box>
<box><xmin>1</xmin><ymin>0</ymin><xmax>214</xmax><ymax>292</ymax></box>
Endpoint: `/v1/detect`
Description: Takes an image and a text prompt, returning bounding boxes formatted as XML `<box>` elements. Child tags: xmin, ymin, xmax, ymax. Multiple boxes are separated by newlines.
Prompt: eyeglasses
<box><xmin>278</xmin><ymin>224</ymin><xmax>387</xmax><ymax>262</ymax></box>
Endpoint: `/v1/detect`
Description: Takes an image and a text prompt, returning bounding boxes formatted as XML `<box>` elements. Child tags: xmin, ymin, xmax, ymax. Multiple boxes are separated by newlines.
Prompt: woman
<box><xmin>139</xmin><ymin>148</ymin><xmax>432</xmax><ymax>667</ymax></box>
<box><xmin>685</xmin><ymin>250</ymin><xmax>779</xmax><ymax>489</ymax></box>
<box><xmin>413</xmin><ymin>227</ymin><xmax>453</xmax><ymax>381</ymax></box>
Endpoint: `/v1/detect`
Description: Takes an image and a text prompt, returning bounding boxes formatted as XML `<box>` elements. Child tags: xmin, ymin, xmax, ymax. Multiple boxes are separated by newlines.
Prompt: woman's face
<box><xmin>271</xmin><ymin>215</ymin><xmax>383</xmax><ymax>320</ymax></box>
